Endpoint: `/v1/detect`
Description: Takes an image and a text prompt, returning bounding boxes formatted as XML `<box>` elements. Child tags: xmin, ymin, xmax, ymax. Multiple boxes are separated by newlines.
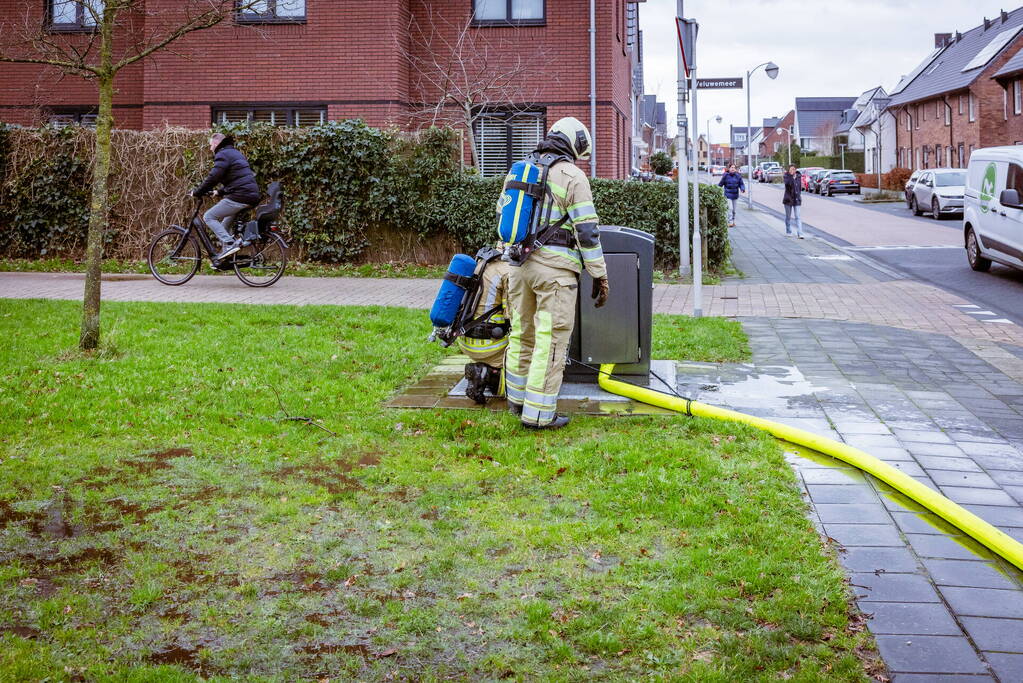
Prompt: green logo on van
<box><xmin>979</xmin><ymin>162</ymin><xmax>997</xmax><ymax>214</ymax></box>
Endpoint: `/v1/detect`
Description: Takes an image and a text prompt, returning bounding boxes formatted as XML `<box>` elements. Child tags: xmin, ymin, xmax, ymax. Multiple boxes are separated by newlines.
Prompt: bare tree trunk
<box><xmin>463</xmin><ymin>104</ymin><xmax>480</xmax><ymax>171</ymax></box>
<box><xmin>80</xmin><ymin>16</ymin><xmax>114</xmax><ymax>350</ymax></box>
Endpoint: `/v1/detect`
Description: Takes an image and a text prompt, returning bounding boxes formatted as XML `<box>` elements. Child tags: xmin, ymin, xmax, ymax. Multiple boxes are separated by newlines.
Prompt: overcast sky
<box><xmin>638</xmin><ymin>0</ymin><xmax>1021</xmax><ymax>145</ymax></box>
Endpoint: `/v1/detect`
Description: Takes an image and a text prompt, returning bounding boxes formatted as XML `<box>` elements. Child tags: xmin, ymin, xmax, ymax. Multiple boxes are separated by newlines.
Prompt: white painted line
<box><xmin>953</xmin><ymin>304</ymin><xmax>980</xmax><ymax>309</ymax></box>
<box><xmin>969</xmin><ymin>311</ymin><xmax>997</xmax><ymax>316</ymax></box>
<box><xmin>846</xmin><ymin>245</ymin><xmax>959</xmax><ymax>251</ymax></box>
<box><xmin>984</xmin><ymin>318</ymin><xmax>1016</xmax><ymax>324</ymax></box>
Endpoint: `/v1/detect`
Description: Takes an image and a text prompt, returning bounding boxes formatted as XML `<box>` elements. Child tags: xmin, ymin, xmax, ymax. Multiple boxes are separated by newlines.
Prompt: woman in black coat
<box><xmin>782</xmin><ymin>165</ymin><xmax>803</xmax><ymax>238</ymax></box>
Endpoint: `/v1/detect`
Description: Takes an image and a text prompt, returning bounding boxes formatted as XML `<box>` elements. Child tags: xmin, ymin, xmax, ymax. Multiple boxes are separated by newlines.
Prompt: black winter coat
<box><xmin>718</xmin><ymin>171</ymin><xmax>745</xmax><ymax>200</ymax></box>
<box><xmin>783</xmin><ymin>172</ymin><xmax>802</xmax><ymax>206</ymax></box>
<box><xmin>193</xmin><ymin>138</ymin><xmax>261</xmax><ymax>205</ymax></box>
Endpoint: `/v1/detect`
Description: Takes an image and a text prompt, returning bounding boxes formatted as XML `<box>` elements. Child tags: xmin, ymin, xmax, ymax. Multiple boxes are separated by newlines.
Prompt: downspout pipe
<box><xmin>943</xmin><ymin>96</ymin><xmax>954</xmax><ymax>165</ymax></box>
<box><xmin>589</xmin><ymin>0</ymin><xmax>597</xmax><ymax>177</ymax></box>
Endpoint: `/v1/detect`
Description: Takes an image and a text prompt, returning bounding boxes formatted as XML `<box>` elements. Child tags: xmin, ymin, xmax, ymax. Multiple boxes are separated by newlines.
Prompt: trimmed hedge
<box><xmin>802</xmin><ymin>152</ymin><xmax>864</xmax><ymax>173</ymax></box>
<box><xmin>0</xmin><ymin>123</ymin><xmax>730</xmax><ymax>271</ymax></box>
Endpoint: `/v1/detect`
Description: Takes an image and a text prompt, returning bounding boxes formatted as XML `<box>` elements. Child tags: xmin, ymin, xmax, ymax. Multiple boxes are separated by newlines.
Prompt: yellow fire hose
<box><xmin>598</xmin><ymin>364</ymin><xmax>1023</xmax><ymax>573</ymax></box>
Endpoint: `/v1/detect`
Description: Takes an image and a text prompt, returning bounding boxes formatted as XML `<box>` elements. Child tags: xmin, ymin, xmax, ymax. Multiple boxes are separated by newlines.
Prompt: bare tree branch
<box><xmin>400</xmin><ymin>6</ymin><xmax>556</xmax><ymax>170</ymax></box>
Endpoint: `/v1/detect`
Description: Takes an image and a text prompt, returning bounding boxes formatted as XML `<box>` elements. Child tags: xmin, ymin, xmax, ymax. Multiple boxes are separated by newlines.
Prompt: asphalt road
<box><xmin>855</xmin><ymin>245</ymin><xmax>1023</xmax><ymax>326</ymax></box>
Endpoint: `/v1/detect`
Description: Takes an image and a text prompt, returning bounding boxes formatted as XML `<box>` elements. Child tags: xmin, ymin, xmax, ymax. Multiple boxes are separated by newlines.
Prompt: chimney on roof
<box><xmin>984</xmin><ymin>16</ymin><xmax>992</xmax><ymax>30</ymax></box>
<box><xmin>1002</xmin><ymin>9</ymin><xmax>1009</xmax><ymax>23</ymax></box>
<box><xmin>955</xmin><ymin>31</ymin><xmax>962</xmax><ymax>42</ymax></box>
<box><xmin>934</xmin><ymin>32</ymin><xmax>953</xmax><ymax>48</ymax></box>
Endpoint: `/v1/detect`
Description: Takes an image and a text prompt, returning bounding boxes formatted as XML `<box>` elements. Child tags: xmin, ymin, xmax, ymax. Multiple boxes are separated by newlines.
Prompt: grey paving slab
<box><xmin>801</xmin><ymin>468</ymin><xmax>868</xmax><ymax>485</ymax></box>
<box><xmin>913</xmin><ymin>456</ymin><xmax>985</xmax><ymax>473</ymax></box>
<box><xmin>962</xmin><ymin>505</ymin><xmax>1023</xmax><ymax>527</ymax></box>
<box><xmin>985</xmin><ymin>653</ymin><xmax>1023</xmax><ymax>681</ymax></box>
<box><xmin>939</xmin><ymin>586</ymin><xmax>1023</xmax><ymax>618</ymax></box>
<box><xmin>959</xmin><ymin>616</ymin><xmax>1023</xmax><ymax>652</ymax></box>
<box><xmin>939</xmin><ymin>487</ymin><xmax>1018</xmax><ymax>506</ymax></box>
<box><xmin>929</xmin><ymin>471</ymin><xmax>1001</xmax><ymax>489</ymax></box>
<box><xmin>824</xmin><ymin>523</ymin><xmax>905</xmax><ymax>547</ymax></box>
<box><xmin>841</xmin><ymin>547</ymin><xmax>921</xmax><ymax>573</ymax></box>
<box><xmin>905</xmin><ymin>534</ymin><xmax>997</xmax><ymax>562</ymax></box>
<box><xmin>891</xmin><ymin>512</ymin><xmax>962</xmax><ymax>537</ymax></box>
<box><xmin>852</xmin><ymin>572</ymin><xmax>942</xmax><ymax>603</ymax></box>
<box><xmin>873</xmin><ymin>635</ymin><xmax>988</xmax><ymax>674</ymax></box>
<box><xmin>888</xmin><ymin>675</ymin><xmax>994</xmax><ymax>682</ymax></box>
<box><xmin>864</xmin><ymin>602</ymin><xmax>963</xmax><ymax>636</ymax></box>
<box><xmin>806</xmin><ymin>484</ymin><xmax>882</xmax><ymax>504</ymax></box>
<box><xmin>990</xmin><ymin>471</ymin><xmax>1023</xmax><ymax>486</ymax></box>
<box><xmin>921</xmin><ymin>558</ymin><xmax>1023</xmax><ymax>590</ymax></box>
<box><xmin>814</xmin><ymin>504</ymin><xmax>893</xmax><ymax>525</ymax></box>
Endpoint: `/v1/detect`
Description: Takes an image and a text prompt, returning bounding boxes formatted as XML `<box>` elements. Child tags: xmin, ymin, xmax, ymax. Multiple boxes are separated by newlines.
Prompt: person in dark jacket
<box><xmin>782</xmin><ymin>164</ymin><xmax>804</xmax><ymax>238</ymax></box>
<box><xmin>717</xmin><ymin>164</ymin><xmax>745</xmax><ymax>227</ymax></box>
<box><xmin>191</xmin><ymin>133</ymin><xmax>261</xmax><ymax>260</ymax></box>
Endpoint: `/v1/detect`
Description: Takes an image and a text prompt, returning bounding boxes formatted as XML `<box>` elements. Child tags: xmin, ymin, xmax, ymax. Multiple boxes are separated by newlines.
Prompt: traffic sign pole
<box><xmin>676</xmin><ymin>1</ymin><xmax>689</xmax><ymax>280</ymax></box>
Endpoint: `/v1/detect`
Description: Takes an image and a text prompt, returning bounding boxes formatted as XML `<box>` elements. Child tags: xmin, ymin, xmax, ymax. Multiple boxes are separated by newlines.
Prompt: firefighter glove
<box><xmin>592</xmin><ymin>276</ymin><xmax>609</xmax><ymax>308</ymax></box>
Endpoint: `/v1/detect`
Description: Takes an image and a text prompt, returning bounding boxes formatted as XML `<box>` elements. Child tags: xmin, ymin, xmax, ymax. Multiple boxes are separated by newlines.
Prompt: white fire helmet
<box><xmin>548</xmin><ymin>117</ymin><xmax>592</xmax><ymax>161</ymax></box>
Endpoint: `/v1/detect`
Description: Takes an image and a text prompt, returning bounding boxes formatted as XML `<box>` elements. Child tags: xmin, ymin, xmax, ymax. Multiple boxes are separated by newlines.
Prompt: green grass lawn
<box><xmin>0</xmin><ymin>299</ymin><xmax>879</xmax><ymax>681</ymax></box>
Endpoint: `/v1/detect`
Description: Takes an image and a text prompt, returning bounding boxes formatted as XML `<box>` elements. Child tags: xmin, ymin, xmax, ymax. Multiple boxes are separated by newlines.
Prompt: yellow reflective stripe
<box><xmin>509</xmin><ymin>162</ymin><xmax>534</xmax><ymax>244</ymax></box>
<box><xmin>539</xmin><ymin>245</ymin><xmax>582</xmax><ymax>266</ymax></box>
<box><xmin>458</xmin><ymin>338</ymin><xmax>509</xmax><ymax>353</ymax></box>
<box><xmin>547</xmin><ymin>180</ymin><xmax>568</xmax><ymax>199</ymax></box>
<box><xmin>527</xmin><ymin>311</ymin><xmax>554</xmax><ymax>391</ymax></box>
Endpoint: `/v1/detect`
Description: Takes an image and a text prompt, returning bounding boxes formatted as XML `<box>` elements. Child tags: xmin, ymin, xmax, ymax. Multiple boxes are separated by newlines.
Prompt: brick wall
<box><xmin>893</xmin><ymin>33</ymin><xmax>1023</xmax><ymax>170</ymax></box>
<box><xmin>759</xmin><ymin>110</ymin><xmax>795</xmax><ymax>161</ymax></box>
<box><xmin>0</xmin><ymin>0</ymin><xmax>635</xmax><ymax>178</ymax></box>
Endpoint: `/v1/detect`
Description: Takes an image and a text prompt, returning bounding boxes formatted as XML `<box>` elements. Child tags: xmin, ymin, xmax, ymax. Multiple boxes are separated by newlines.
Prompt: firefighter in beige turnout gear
<box><xmin>504</xmin><ymin>117</ymin><xmax>609</xmax><ymax>429</ymax></box>
<box><xmin>459</xmin><ymin>254</ymin><xmax>511</xmax><ymax>404</ymax></box>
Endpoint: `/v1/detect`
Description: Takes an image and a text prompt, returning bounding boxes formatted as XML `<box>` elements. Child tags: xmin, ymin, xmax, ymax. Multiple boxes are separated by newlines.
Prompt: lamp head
<box><xmin>714</xmin><ymin>115</ymin><xmax>722</xmax><ymax>124</ymax></box>
<box><xmin>765</xmin><ymin>62</ymin><xmax>780</xmax><ymax>79</ymax></box>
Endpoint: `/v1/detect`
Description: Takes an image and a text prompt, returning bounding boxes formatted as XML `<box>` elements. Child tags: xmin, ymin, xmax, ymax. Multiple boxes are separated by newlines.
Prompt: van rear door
<box><xmin>1000</xmin><ymin>162</ymin><xmax>1023</xmax><ymax>265</ymax></box>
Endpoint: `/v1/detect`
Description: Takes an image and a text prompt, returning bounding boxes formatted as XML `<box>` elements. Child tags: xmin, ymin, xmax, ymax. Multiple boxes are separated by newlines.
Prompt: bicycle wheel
<box><xmin>148</xmin><ymin>229</ymin><xmax>201</xmax><ymax>285</ymax></box>
<box><xmin>233</xmin><ymin>233</ymin><xmax>287</xmax><ymax>287</ymax></box>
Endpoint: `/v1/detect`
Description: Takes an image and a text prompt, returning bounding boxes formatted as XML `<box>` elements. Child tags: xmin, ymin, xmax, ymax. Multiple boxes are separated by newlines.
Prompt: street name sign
<box><xmin>696</xmin><ymin>78</ymin><xmax>743</xmax><ymax>89</ymax></box>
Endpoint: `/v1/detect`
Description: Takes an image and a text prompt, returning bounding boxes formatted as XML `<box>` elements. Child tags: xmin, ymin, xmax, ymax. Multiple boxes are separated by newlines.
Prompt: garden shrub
<box><xmin>0</xmin><ymin>123</ymin><xmax>731</xmax><ymax>271</ymax></box>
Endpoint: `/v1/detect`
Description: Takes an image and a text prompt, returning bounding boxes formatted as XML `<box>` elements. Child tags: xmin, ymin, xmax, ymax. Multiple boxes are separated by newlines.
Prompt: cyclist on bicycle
<box><xmin>190</xmin><ymin>133</ymin><xmax>261</xmax><ymax>261</ymax></box>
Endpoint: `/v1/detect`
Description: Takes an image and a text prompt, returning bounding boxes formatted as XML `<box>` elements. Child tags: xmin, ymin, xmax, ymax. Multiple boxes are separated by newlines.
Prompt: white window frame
<box><xmin>1015</xmin><ymin>80</ymin><xmax>1022</xmax><ymax>115</ymax></box>
<box><xmin>944</xmin><ymin>101</ymin><xmax>951</xmax><ymax>126</ymax></box>
<box><xmin>49</xmin><ymin>0</ymin><xmax>104</xmax><ymax>30</ymax></box>
<box><xmin>236</xmin><ymin>0</ymin><xmax>306</xmax><ymax>24</ymax></box>
<box><xmin>969</xmin><ymin>92</ymin><xmax>976</xmax><ymax>122</ymax></box>
<box><xmin>213</xmin><ymin>106</ymin><xmax>325</xmax><ymax>127</ymax></box>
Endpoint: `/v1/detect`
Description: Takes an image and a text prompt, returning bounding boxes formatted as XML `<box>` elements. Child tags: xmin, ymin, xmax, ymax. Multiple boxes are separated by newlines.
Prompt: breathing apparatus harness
<box><xmin>504</xmin><ymin>151</ymin><xmax>575</xmax><ymax>266</ymax></box>
<box><xmin>432</xmin><ymin>246</ymin><xmax>509</xmax><ymax>347</ymax></box>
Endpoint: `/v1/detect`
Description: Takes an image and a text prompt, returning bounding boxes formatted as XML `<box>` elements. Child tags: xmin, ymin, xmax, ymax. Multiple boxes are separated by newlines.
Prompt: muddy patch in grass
<box><xmin>128</xmin><ymin>447</ymin><xmax>194</xmax><ymax>473</ymax></box>
<box><xmin>273</xmin><ymin>453</ymin><xmax>381</xmax><ymax>494</ymax></box>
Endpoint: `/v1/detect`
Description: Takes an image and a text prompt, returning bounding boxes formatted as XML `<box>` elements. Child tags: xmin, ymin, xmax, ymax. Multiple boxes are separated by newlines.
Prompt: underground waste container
<box><xmin>566</xmin><ymin>225</ymin><xmax>655</xmax><ymax>383</ymax></box>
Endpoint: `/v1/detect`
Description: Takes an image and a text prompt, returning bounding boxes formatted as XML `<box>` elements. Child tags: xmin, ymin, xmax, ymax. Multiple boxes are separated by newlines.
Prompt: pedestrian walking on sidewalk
<box><xmin>718</xmin><ymin>164</ymin><xmax>745</xmax><ymax>227</ymax></box>
<box><xmin>783</xmin><ymin>164</ymin><xmax>804</xmax><ymax>238</ymax></box>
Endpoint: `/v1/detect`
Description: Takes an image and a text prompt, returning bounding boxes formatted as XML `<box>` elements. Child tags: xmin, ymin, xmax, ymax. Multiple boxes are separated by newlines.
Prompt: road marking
<box><xmin>953</xmin><ymin>304</ymin><xmax>980</xmax><ymax>309</ymax></box>
<box><xmin>808</xmin><ymin>255</ymin><xmax>854</xmax><ymax>261</ymax></box>
<box><xmin>986</xmin><ymin>318</ymin><xmax>1015</xmax><ymax>324</ymax></box>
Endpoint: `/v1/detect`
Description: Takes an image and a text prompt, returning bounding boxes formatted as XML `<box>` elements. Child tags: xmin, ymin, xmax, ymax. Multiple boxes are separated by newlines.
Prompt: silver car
<box><xmin>909</xmin><ymin>168</ymin><xmax>966</xmax><ymax>219</ymax></box>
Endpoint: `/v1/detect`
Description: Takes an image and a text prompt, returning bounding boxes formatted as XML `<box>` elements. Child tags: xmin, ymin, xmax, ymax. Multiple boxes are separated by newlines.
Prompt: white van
<box><xmin>964</xmin><ymin>146</ymin><xmax>1023</xmax><ymax>272</ymax></box>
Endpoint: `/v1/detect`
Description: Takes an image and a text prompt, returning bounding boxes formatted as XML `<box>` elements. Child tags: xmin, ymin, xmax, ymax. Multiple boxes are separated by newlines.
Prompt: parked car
<box><xmin>739</xmin><ymin>165</ymin><xmax>750</xmax><ymax>176</ymax></box>
<box><xmin>909</xmin><ymin>168</ymin><xmax>966</xmax><ymax>219</ymax></box>
<box><xmin>904</xmin><ymin>169</ymin><xmax>923</xmax><ymax>207</ymax></box>
<box><xmin>820</xmin><ymin>170</ymin><xmax>860</xmax><ymax>196</ymax></box>
<box><xmin>756</xmin><ymin>161</ymin><xmax>781</xmax><ymax>182</ymax></box>
<box><xmin>710</xmin><ymin>165</ymin><xmax>725</xmax><ymax>176</ymax></box>
<box><xmin>799</xmin><ymin>166</ymin><xmax>824</xmax><ymax>190</ymax></box>
<box><xmin>964</xmin><ymin>147</ymin><xmax>1023</xmax><ymax>273</ymax></box>
<box><xmin>807</xmin><ymin>169</ymin><xmax>830</xmax><ymax>194</ymax></box>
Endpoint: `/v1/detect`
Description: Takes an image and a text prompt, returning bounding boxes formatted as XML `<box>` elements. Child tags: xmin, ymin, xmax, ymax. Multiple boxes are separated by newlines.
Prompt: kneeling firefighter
<box><xmin>428</xmin><ymin>246</ymin><xmax>512</xmax><ymax>405</ymax></box>
<box><xmin>503</xmin><ymin>117</ymin><xmax>609</xmax><ymax>430</ymax></box>
<box><xmin>458</xmin><ymin>247</ymin><xmax>511</xmax><ymax>404</ymax></box>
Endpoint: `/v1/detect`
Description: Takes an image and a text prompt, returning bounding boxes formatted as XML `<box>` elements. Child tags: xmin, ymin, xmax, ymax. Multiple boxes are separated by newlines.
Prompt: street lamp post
<box><xmin>838</xmin><ymin>142</ymin><xmax>847</xmax><ymax>169</ymax></box>
<box><xmin>778</xmin><ymin>126</ymin><xmax>794</xmax><ymax>169</ymax></box>
<box><xmin>745</xmin><ymin>61</ymin><xmax>779</xmax><ymax>209</ymax></box>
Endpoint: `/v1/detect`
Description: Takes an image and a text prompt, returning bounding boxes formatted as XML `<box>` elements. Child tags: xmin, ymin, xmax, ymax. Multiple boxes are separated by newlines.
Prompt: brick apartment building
<box><xmin>758</xmin><ymin>111</ymin><xmax>795</xmax><ymax>162</ymax></box>
<box><xmin>887</xmin><ymin>8</ymin><xmax>1023</xmax><ymax>170</ymax></box>
<box><xmin>0</xmin><ymin>0</ymin><xmax>644</xmax><ymax>178</ymax></box>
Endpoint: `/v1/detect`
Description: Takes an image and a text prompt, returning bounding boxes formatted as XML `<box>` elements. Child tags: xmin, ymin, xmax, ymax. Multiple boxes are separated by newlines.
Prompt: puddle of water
<box><xmin>149</xmin><ymin>645</ymin><xmax>199</xmax><ymax>666</ymax></box>
<box><xmin>686</xmin><ymin>365</ymin><xmax>829</xmax><ymax>413</ymax></box>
